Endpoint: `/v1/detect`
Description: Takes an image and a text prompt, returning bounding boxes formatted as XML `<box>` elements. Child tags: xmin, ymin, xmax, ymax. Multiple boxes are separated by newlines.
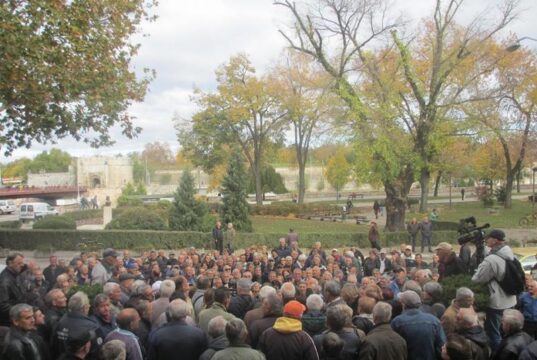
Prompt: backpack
<box><xmin>494</xmin><ymin>255</ymin><xmax>525</xmax><ymax>296</ymax></box>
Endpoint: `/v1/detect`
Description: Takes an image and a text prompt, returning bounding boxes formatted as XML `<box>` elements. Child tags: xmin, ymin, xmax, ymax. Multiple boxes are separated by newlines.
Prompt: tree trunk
<box><xmin>419</xmin><ymin>168</ymin><xmax>430</xmax><ymax>213</ymax></box>
<box><xmin>504</xmin><ymin>171</ymin><xmax>515</xmax><ymax>209</ymax></box>
<box><xmin>433</xmin><ymin>171</ymin><xmax>443</xmax><ymax>197</ymax></box>
<box><xmin>297</xmin><ymin>163</ymin><xmax>306</xmax><ymax>204</ymax></box>
<box><xmin>516</xmin><ymin>169</ymin><xmax>521</xmax><ymax>193</ymax></box>
<box><xmin>385</xmin><ymin>185</ymin><xmax>407</xmax><ymax>231</ymax></box>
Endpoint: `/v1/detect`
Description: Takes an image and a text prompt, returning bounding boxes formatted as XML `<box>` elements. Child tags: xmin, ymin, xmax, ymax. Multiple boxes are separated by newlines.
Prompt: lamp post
<box><xmin>506</xmin><ymin>36</ymin><xmax>537</xmax><ymax>52</ymax></box>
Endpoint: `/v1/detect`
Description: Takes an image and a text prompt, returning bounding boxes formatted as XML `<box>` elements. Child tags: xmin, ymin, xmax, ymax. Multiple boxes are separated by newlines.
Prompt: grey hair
<box><xmin>168</xmin><ymin>299</ymin><xmax>188</xmax><ymax>321</ymax></box>
<box><xmin>402</xmin><ymin>280</ymin><xmax>422</xmax><ymax>296</ymax></box>
<box><xmin>324</xmin><ymin>280</ymin><xmax>341</xmax><ymax>298</ymax></box>
<box><xmin>226</xmin><ymin>318</ymin><xmax>248</xmax><ymax>344</ymax></box>
<box><xmin>45</xmin><ymin>289</ymin><xmax>64</xmax><ymax>307</ymax></box>
<box><xmin>458</xmin><ymin>308</ymin><xmax>479</xmax><ymax>327</ymax></box>
<box><xmin>326</xmin><ymin>304</ymin><xmax>352</xmax><ymax>331</ymax></box>
<box><xmin>100</xmin><ymin>339</ymin><xmax>126</xmax><ymax>360</ymax></box>
<box><xmin>237</xmin><ymin>278</ymin><xmax>251</xmax><ymax>294</ymax></box>
<box><xmin>134</xmin><ymin>284</ymin><xmax>151</xmax><ymax>297</ymax></box>
<box><xmin>298</xmin><ymin>254</ymin><xmax>307</xmax><ymax>261</ymax></box>
<box><xmin>456</xmin><ymin>287</ymin><xmax>474</xmax><ymax>300</ymax></box>
<box><xmin>68</xmin><ymin>291</ymin><xmax>90</xmax><ymax>313</ymax></box>
<box><xmin>263</xmin><ymin>293</ymin><xmax>283</xmax><ymax>316</ymax></box>
<box><xmin>423</xmin><ymin>282</ymin><xmax>443</xmax><ymax>302</ymax></box>
<box><xmin>372</xmin><ymin>302</ymin><xmax>392</xmax><ymax>324</ymax></box>
<box><xmin>281</xmin><ymin>282</ymin><xmax>296</xmax><ymax>300</ymax></box>
<box><xmin>306</xmin><ymin>294</ymin><xmax>324</xmax><ymax>312</ymax></box>
<box><xmin>502</xmin><ymin>309</ymin><xmax>524</xmax><ymax>332</ymax></box>
<box><xmin>415</xmin><ymin>269</ymin><xmax>432</xmax><ymax>281</ymax></box>
<box><xmin>159</xmin><ymin>280</ymin><xmax>176</xmax><ymax>298</ymax></box>
<box><xmin>207</xmin><ymin>316</ymin><xmax>227</xmax><ymax>338</ymax></box>
<box><xmin>93</xmin><ymin>293</ymin><xmax>110</xmax><ymax>308</ymax></box>
<box><xmin>10</xmin><ymin>303</ymin><xmax>33</xmax><ymax>321</ymax></box>
<box><xmin>258</xmin><ymin>285</ymin><xmax>277</xmax><ymax>301</ymax></box>
<box><xmin>103</xmin><ymin>282</ymin><xmax>120</xmax><ymax>297</ymax></box>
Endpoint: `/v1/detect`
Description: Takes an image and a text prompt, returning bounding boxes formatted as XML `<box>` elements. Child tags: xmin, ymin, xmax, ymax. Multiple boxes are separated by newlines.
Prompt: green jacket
<box><xmin>212</xmin><ymin>344</ymin><xmax>266</xmax><ymax>360</ymax></box>
<box><xmin>198</xmin><ymin>302</ymin><xmax>236</xmax><ymax>333</ymax></box>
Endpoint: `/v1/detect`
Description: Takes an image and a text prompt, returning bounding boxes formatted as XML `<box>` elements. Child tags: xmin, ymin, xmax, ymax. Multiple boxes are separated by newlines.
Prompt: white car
<box><xmin>19</xmin><ymin>202</ymin><xmax>59</xmax><ymax>221</ymax></box>
<box><xmin>0</xmin><ymin>200</ymin><xmax>16</xmax><ymax>215</ymax></box>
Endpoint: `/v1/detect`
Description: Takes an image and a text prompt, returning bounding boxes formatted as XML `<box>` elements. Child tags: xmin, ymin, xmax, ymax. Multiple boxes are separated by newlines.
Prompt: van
<box><xmin>19</xmin><ymin>202</ymin><xmax>59</xmax><ymax>221</ymax></box>
<box><xmin>0</xmin><ymin>200</ymin><xmax>16</xmax><ymax>215</ymax></box>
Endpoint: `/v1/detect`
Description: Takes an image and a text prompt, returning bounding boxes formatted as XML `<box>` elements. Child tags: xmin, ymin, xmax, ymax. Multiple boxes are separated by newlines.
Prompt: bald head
<box><xmin>116</xmin><ymin>308</ymin><xmax>140</xmax><ymax>331</ymax></box>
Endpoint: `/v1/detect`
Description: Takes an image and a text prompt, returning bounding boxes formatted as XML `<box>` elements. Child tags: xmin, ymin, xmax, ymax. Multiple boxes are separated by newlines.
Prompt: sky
<box><xmin>2</xmin><ymin>0</ymin><xmax>536</xmax><ymax>162</ymax></box>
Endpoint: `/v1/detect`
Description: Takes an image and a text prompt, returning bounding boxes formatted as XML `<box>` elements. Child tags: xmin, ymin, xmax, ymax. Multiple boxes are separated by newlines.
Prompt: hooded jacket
<box><xmin>493</xmin><ymin>330</ymin><xmax>532</xmax><ymax>360</ymax></box>
<box><xmin>199</xmin><ymin>334</ymin><xmax>229</xmax><ymax>360</ymax></box>
<box><xmin>457</xmin><ymin>326</ymin><xmax>490</xmax><ymax>360</ymax></box>
<box><xmin>258</xmin><ymin>317</ymin><xmax>319</xmax><ymax>360</ymax></box>
<box><xmin>472</xmin><ymin>244</ymin><xmax>517</xmax><ymax>310</ymax></box>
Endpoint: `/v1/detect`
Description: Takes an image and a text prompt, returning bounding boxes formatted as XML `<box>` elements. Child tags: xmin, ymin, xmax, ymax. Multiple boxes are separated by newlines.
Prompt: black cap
<box><xmin>119</xmin><ymin>273</ymin><xmax>135</xmax><ymax>282</ymax></box>
<box><xmin>103</xmin><ymin>248</ymin><xmax>120</xmax><ymax>258</ymax></box>
<box><xmin>486</xmin><ymin>229</ymin><xmax>506</xmax><ymax>241</ymax></box>
<box><xmin>65</xmin><ymin>329</ymin><xmax>94</xmax><ymax>353</ymax></box>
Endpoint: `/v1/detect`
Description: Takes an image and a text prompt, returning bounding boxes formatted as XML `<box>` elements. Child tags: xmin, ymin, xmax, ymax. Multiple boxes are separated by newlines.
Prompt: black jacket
<box><xmin>519</xmin><ymin>340</ymin><xmax>537</xmax><ymax>360</ymax></box>
<box><xmin>51</xmin><ymin>311</ymin><xmax>101</xmax><ymax>360</ymax></box>
<box><xmin>228</xmin><ymin>294</ymin><xmax>255</xmax><ymax>319</ymax></box>
<box><xmin>0</xmin><ymin>268</ymin><xmax>24</xmax><ymax>326</ymax></box>
<box><xmin>43</xmin><ymin>307</ymin><xmax>65</xmax><ymax>344</ymax></box>
<box><xmin>1</xmin><ymin>327</ymin><xmax>49</xmax><ymax>360</ymax></box>
<box><xmin>249</xmin><ymin>315</ymin><xmax>278</xmax><ymax>349</ymax></box>
<box><xmin>493</xmin><ymin>330</ymin><xmax>532</xmax><ymax>360</ymax></box>
<box><xmin>439</xmin><ymin>252</ymin><xmax>466</xmax><ymax>281</ymax></box>
<box><xmin>314</xmin><ymin>328</ymin><xmax>362</xmax><ymax>360</ymax></box>
<box><xmin>147</xmin><ymin>320</ymin><xmax>208</xmax><ymax>360</ymax></box>
<box><xmin>457</xmin><ymin>326</ymin><xmax>490</xmax><ymax>360</ymax></box>
<box><xmin>199</xmin><ymin>334</ymin><xmax>229</xmax><ymax>360</ymax></box>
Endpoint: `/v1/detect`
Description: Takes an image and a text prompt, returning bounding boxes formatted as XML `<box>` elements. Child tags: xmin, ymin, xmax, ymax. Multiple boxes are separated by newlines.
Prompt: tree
<box><xmin>272</xmin><ymin>50</ymin><xmax>334</xmax><ymax>203</ymax></box>
<box><xmin>180</xmin><ymin>54</ymin><xmax>287</xmax><ymax>205</ymax></box>
<box><xmin>248</xmin><ymin>164</ymin><xmax>288</xmax><ymax>199</ymax></box>
<box><xmin>27</xmin><ymin>149</ymin><xmax>72</xmax><ymax>173</ymax></box>
<box><xmin>470</xmin><ymin>44</ymin><xmax>537</xmax><ymax>209</ymax></box>
<box><xmin>168</xmin><ymin>169</ymin><xmax>208</xmax><ymax>231</ymax></box>
<box><xmin>0</xmin><ymin>0</ymin><xmax>156</xmax><ymax>155</ymax></box>
<box><xmin>325</xmin><ymin>151</ymin><xmax>351</xmax><ymax>201</ymax></box>
<box><xmin>142</xmin><ymin>142</ymin><xmax>176</xmax><ymax>169</ymax></box>
<box><xmin>390</xmin><ymin>0</ymin><xmax>517</xmax><ymax>212</ymax></box>
<box><xmin>220</xmin><ymin>151</ymin><xmax>252</xmax><ymax>232</ymax></box>
<box><xmin>1</xmin><ymin>158</ymin><xmax>31</xmax><ymax>180</ymax></box>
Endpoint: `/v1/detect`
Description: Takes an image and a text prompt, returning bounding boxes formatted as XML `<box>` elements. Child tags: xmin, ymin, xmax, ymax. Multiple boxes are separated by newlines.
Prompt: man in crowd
<box><xmin>1</xmin><ymin>303</ymin><xmax>48</xmax><ymax>360</ymax></box>
<box><xmin>43</xmin><ymin>255</ymin><xmax>65</xmax><ymax>286</ymax></box>
<box><xmin>359</xmin><ymin>302</ymin><xmax>407</xmax><ymax>360</ymax></box>
<box><xmin>0</xmin><ymin>253</ymin><xmax>25</xmax><ymax>327</ymax></box>
<box><xmin>391</xmin><ymin>291</ymin><xmax>446</xmax><ymax>360</ymax></box>
<box><xmin>472</xmin><ymin>229</ymin><xmax>518</xmax><ymax>351</ymax></box>
<box><xmin>212</xmin><ymin>319</ymin><xmax>265</xmax><ymax>360</ymax></box>
<box><xmin>455</xmin><ymin>307</ymin><xmax>490</xmax><ymax>360</ymax></box>
<box><xmin>435</xmin><ymin>242</ymin><xmax>465</xmax><ymax>281</ymax></box>
<box><xmin>227</xmin><ymin>278</ymin><xmax>254</xmax><ymax>319</ymax></box>
<box><xmin>494</xmin><ymin>309</ymin><xmax>532</xmax><ymax>360</ymax></box>
<box><xmin>198</xmin><ymin>287</ymin><xmax>236</xmax><ymax>333</ymax></box>
<box><xmin>441</xmin><ymin>287</ymin><xmax>474</xmax><ymax>335</ymax></box>
<box><xmin>200</xmin><ymin>316</ymin><xmax>229</xmax><ymax>360</ymax></box>
<box><xmin>147</xmin><ymin>299</ymin><xmax>207</xmax><ymax>360</ymax></box>
<box><xmin>258</xmin><ymin>300</ymin><xmax>318</xmax><ymax>360</ymax></box>
<box><xmin>104</xmin><ymin>308</ymin><xmax>144</xmax><ymax>360</ymax></box>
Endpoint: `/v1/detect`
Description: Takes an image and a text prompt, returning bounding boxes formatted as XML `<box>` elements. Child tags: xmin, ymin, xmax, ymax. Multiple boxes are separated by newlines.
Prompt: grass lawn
<box><xmin>407</xmin><ymin>199</ymin><xmax>536</xmax><ymax>228</ymax></box>
<box><xmin>251</xmin><ymin>216</ymin><xmax>367</xmax><ymax>234</ymax></box>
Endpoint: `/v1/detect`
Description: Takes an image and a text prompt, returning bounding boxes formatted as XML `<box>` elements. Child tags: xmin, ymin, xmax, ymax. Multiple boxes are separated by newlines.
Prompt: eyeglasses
<box><xmin>224</xmin><ymin>267</ymin><xmax>231</xmax><ymax>271</ymax></box>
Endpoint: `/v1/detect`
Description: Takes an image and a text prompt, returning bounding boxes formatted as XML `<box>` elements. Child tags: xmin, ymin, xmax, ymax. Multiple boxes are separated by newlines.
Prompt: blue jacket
<box><xmin>391</xmin><ymin>308</ymin><xmax>446</xmax><ymax>360</ymax></box>
<box><xmin>519</xmin><ymin>292</ymin><xmax>537</xmax><ymax>322</ymax></box>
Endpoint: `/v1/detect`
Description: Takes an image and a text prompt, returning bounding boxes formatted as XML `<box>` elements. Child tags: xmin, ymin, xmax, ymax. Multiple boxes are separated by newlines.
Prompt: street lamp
<box><xmin>506</xmin><ymin>36</ymin><xmax>537</xmax><ymax>52</ymax></box>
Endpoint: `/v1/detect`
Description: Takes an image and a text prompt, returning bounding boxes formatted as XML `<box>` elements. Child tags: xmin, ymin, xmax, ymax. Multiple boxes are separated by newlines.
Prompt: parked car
<box><xmin>19</xmin><ymin>202</ymin><xmax>58</xmax><ymax>221</ymax></box>
<box><xmin>0</xmin><ymin>199</ymin><xmax>16</xmax><ymax>215</ymax></box>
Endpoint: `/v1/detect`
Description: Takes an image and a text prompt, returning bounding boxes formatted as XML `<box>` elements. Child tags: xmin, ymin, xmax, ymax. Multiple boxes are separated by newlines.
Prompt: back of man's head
<box><xmin>214</xmin><ymin>287</ymin><xmax>230</xmax><ymax>305</ymax></box>
<box><xmin>280</xmin><ymin>282</ymin><xmax>296</xmax><ymax>302</ymax></box>
<box><xmin>372</xmin><ymin>302</ymin><xmax>392</xmax><ymax>325</ymax></box>
<box><xmin>68</xmin><ymin>291</ymin><xmax>90</xmax><ymax>314</ymax></box>
<box><xmin>207</xmin><ymin>315</ymin><xmax>228</xmax><ymax>339</ymax></box>
<box><xmin>116</xmin><ymin>308</ymin><xmax>138</xmax><ymax>331</ymax></box>
<box><xmin>324</xmin><ymin>280</ymin><xmax>341</xmax><ymax>300</ymax></box>
<box><xmin>226</xmin><ymin>319</ymin><xmax>248</xmax><ymax>345</ymax></box>
<box><xmin>167</xmin><ymin>299</ymin><xmax>188</xmax><ymax>321</ymax></box>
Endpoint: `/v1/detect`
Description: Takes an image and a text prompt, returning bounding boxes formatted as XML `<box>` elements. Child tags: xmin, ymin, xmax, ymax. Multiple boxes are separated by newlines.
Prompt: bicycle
<box><xmin>519</xmin><ymin>212</ymin><xmax>537</xmax><ymax>226</ymax></box>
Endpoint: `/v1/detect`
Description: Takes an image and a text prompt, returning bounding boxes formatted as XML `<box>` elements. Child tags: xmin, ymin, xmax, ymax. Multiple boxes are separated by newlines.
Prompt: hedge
<box><xmin>33</xmin><ymin>215</ymin><xmax>77</xmax><ymax>230</ymax></box>
<box><xmin>63</xmin><ymin>209</ymin><xmax>103</xmax><ymax>221</ymax></box>
<box><xmin>0</xmin><ymin>229</ymin><xmax>458</xmax><ymax>251</ymax></box>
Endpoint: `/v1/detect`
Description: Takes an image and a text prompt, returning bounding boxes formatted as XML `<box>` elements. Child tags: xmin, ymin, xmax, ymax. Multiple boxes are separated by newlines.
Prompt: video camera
<box><xmin>457</xmin><ymin>216</ymin><xmax>490</xmax><ymax>246</ymax></box>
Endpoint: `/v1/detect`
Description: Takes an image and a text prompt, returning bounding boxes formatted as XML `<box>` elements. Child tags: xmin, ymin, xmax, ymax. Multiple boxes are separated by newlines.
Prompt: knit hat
<box><xmin>283</xmin><ymin>300</ymin><xmax>306</xmax><ymax>319</ymax></box>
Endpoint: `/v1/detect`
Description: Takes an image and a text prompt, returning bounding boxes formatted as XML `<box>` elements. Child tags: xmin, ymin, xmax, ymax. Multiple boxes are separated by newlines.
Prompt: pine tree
<box><xmin>169</xmin><ymin>168</ymin><xmax>208</xmax><ymax>231</ymax></box>
<box><xmin>220</xmin><ymin>151</ymin><xmax>252</xmax><ymax>232</ymax></box>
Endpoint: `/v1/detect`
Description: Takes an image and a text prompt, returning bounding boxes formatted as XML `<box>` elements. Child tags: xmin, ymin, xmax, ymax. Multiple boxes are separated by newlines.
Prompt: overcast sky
<box><xmin>3</xmin><ymin>0</ymin><xmax>536</xmax><ymax>162</ymax></box>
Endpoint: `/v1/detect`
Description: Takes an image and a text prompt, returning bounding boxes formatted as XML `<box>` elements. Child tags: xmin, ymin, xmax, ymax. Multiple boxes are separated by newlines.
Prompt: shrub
<box><xmin>0</xmin><ymin>229</ymin><xmax>459</xmax><ymax>251</ymax></box>
<box><xmin>63</xmin><ymin>209</ymin><xmax>103</xmax><ymax>221</ymax></box>
<box><xmin>0</xmin><ymin>221</ymin><xmax>22</xmax><ymax>229</ymax></box>
<box><xmin>440</xmin><ymin>274</ymin><xmax>489</xmax><ymax>311</ymax></box>
<box><xmin>116</xmin><ymin>195</ymin><xmax>144</xmax><ymax>207</ymax></box>
<box><xmin>494</xmin><ymin>186</ymin><xmax>507</xmax><ymax>204</ymax></box>
<box><xmin>33</xmin><ymin>215</ymin><xmax>77</xmax><ymax>230</ymax></box>
<box><xmin>106</xmin><ymin>207</ymin><xmax>168</xmax><ymax>230</ymax></box>
<box><xmin>168</xmin><ymin>169</ymin><xmax>208</xmax><ymax>231</ymax></box>
<box><xmin>67</xmin><ymin>284</ymin><xmax>103</xmax><ymax>302</ymax></box>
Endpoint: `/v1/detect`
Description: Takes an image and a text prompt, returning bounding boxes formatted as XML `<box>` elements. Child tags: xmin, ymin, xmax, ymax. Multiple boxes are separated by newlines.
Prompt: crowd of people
<box><xmin>1</xmin><ymin>226</ymin><xmax>537</xmax><ymax>360</ymax></box>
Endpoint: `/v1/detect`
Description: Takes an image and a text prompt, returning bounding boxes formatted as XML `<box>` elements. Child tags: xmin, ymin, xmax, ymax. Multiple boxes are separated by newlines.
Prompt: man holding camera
<box><xmin>471</xmin><ymin>229</ymin><xmax>517</xmax><ymax>351</ymax></box>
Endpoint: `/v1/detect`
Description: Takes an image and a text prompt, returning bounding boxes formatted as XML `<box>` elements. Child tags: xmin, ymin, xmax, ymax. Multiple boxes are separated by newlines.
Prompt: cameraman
<box><xmin>471</xmin><ymin>229</ymin><xmax>517</xmax><ymax>351</ymax></box>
